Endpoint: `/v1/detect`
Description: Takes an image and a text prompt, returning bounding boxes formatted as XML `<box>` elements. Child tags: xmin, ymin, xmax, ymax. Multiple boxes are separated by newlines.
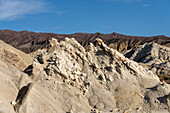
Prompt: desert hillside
<box><xmin>125</xmin><ymin>42</ymin><xmax>170</xmax><ymax>79</ymax></box>
<box><xmin>0</xmin><ymin>40</ymin><xmax>32</xmax><ymax>71</ymax></box>
<box><xmin>0</xmin><ymin>37</ymin><xmax>170</xmax><ymax>113</ymax></box>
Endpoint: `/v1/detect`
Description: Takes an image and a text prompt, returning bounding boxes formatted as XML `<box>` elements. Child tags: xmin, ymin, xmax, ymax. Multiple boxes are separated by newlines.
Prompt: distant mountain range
<box><xmin>0</xmin><ymin>30</ymin><xmax>169</xmax><ymax>53</ymax></box>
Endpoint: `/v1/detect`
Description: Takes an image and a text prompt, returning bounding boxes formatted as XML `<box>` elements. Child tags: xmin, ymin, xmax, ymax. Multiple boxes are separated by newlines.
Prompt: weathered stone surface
<box><xmin>125</xmin><ymin>42</ymin><xmax>170</xmax><ymax>76</ymax></box>
<box><xmin>29</xmin><ymin>38</ymin><xmax>169</xmax><ymax>112</ymax></box>
<box><xmin>0</xmin><ymin>38</ymin><xmax>170</xmax><ymax>113</ymax></box>
<box><xmin>0</xmin><ymin>40</ymin><xmax>33</xmax><ymax>71</ymax></box>
<box><xmin>0</xmin><ymin>60</ymin><xmax>29</xmax><ymax>113</ymax></box>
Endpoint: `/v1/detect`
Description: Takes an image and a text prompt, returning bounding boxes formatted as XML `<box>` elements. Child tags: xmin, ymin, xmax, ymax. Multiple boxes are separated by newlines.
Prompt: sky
<box><xmin>0</xmin><ymin>0</ymin><xmax>170</xmax><ymax>36</ymax></box>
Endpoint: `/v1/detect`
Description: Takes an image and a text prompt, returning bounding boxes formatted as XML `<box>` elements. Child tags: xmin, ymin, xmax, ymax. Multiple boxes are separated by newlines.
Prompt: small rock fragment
<box><xmin>10</xmin><ymin>101</ymin><xmax>16</xmax><ymax>106</ymax></box>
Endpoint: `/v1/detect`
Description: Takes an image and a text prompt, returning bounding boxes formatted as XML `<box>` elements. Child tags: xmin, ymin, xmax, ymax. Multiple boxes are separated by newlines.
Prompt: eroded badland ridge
<box><xmin>0</xmin><ymin>30</ymin><xmax>170</xmax><ymax>113</ymax></box>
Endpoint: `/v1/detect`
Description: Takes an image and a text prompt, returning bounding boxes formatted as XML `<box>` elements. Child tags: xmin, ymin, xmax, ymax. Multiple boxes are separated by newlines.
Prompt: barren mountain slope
<box><xmin>1</xmin><ymin>38</ymin><xmax>170</xmax><ymax>113</ymax></box>
<box><xmin>0</xmin><ymin>30</ymin><xmax>169</xmax><ymax>53</ymax></box>
<box><xmin>124</xmin><ymin>43</ymin><xmax>170</xmax><ymax>77</ymax></box>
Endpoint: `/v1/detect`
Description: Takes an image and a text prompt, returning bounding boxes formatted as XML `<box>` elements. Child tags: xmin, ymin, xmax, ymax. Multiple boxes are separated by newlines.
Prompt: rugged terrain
<box><xmin>1</xmin><ymin>30</ymin><xmax>169</xmax><ymax>78</ymax></box>
<box><xmin>0</xmin><ymin>30</ymin><xmax>169</xmax><ymax>53</ymax></box>
<box><xmin>0</xmin><ymin>38</ymin><xmax>170</xmax><ymax>113</ymax></box>
<box><xmin>124</xmin><ymin>43</ymin><xmax>170</xmax><ymax>75</ymax></box>
<box><xmin>125</xmin><ymin>43</ymin><xmax>170</xmax><ymax>77</ymax></box>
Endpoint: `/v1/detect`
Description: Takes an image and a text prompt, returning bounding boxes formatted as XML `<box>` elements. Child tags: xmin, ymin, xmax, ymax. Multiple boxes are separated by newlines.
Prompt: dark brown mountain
<box><xmin>0</xmin><ymin>30</ymin><xmax>169</xmax><ymax>53</ymax></box>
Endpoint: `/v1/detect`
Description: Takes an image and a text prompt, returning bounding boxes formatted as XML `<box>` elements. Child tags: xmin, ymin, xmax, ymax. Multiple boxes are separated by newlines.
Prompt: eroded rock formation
<box><xmin>125</xmin><ymin>42</ymin><xmax>170</xmax><ymax>76</ymax></box>
<box><xmin>1</xmin><ymin>38</ymin><xmax>170</xmax><ymax>113</ymax></box>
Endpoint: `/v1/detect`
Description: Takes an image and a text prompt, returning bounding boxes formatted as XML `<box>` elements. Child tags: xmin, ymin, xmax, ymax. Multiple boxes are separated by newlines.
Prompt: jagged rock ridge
<box><xmin>0</xmin><ymin>38</ymin><xmax>170</xmax><ymax>113</ymax></box>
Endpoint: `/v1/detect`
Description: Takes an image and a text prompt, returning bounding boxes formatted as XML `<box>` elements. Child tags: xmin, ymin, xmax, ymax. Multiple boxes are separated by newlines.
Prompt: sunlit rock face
<box><xmin>0</xmin><ymin>40</ymin><xmax>32</xmax><ymax>71</ymax></box>
<box><xmin>0</xmin><ymin>38</ymin><xmax>170</xmax><ymax>113</ymax></box>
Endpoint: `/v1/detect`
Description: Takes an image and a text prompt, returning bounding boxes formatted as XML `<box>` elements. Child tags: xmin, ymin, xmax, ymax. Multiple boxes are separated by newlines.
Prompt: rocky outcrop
<box><xmin>0</xmin><ymin>40</ymin><xmax>33</xmax><ymax>71</ymax></box>
<box><xmin>0</xmin><ymin>30</ymin><xmax>169</xmax><ymax>53</ymax></box>
<box><xmin>0</xmin><ymin>38</ymin><xmax>170</xmax><ymax>113</ymax></box>
<box><xmin>0</xmin><ymin>59</ymin><xmax>91</xmax><ymax>113</ymax></box>
<box><xmin>124</xmin><ymin>42</ymin><xmax>170</xmax><ymax>76</ymax></box>
<box><xmin>25</xmin><ymin>38</ymin><xmax>170</xmax><ymax>112</ymax></box>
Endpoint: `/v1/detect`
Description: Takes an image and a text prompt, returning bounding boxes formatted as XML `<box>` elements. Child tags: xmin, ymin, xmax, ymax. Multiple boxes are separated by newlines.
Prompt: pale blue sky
<box><xmin>0</xmin><ymin>0</ymin><xmax>170</xmax><ymax>36</ymax></box>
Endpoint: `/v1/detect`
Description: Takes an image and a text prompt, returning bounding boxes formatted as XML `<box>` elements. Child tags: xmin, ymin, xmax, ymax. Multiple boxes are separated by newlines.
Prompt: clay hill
<box><xmin>1</xmin><ymin>38</ymin><xmax>170</xmax><ymax>113</ymax></box>
<box><xmin>125</xmin><ymin>43</ymin><xmax>170</xmax><ymax>78</ymax></box>
<box><xmin>0</xmin><ymin>40</ymin><xmax>32</xmax><ymax>71</ymax></box>
<box><xmin>0</xmin><ymin>30</ymin><xmax>169</xmax><ymax>54</ymax></box>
